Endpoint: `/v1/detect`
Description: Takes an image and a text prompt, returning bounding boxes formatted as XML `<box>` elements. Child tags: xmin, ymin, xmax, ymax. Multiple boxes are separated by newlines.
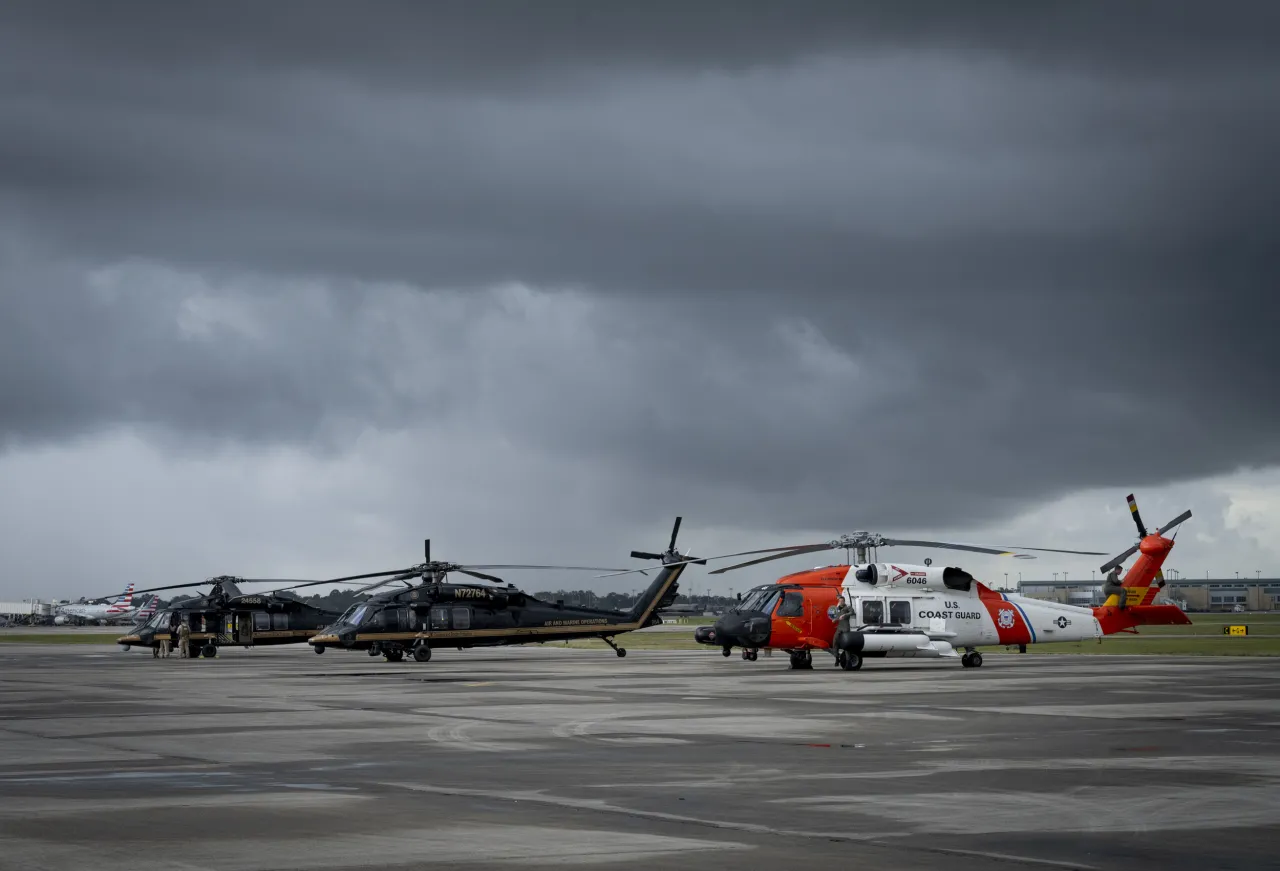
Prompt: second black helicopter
<box><xmin>310</xmin><ymin>517</ymin><xmax>705</xmax><ymax>662</ymax></box>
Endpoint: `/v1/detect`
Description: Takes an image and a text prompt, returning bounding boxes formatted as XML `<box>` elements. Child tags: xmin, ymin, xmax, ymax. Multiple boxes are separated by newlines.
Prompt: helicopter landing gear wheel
<box><xmin>313</xmin><ymin>644</ymin><xmax>325</xmax><ymax>654</ymax></box>
<box><xmin>601</xmin><ymin>636</ymin><xmax>627</xmax><ymax>658</ymax></box>
<box><xmin>788</xmin><ymin>650</ymin><xmax>813</xmax><ymax>670</ymax></box>
<box><xmin>741</xmin><ymin>649</ymin><xmax>758</xmax><ymax>662</ymax></box>
<box><xmin>201</xmin><ymin>644</ymin><xmax>217</xmax><ymax>659</ymax></box>
<box><xmin>384</xmin><ymin>649</ymin><xmax>404</xmax><ymax>662</ymax></box>
<box><xmin>412</xmin><ymin>644</ymin><xmax>432</xmax><ymax>663</ymax></box>
<box><xmin>837</xmin><ymin>650</ymin><xmax>862</xmax><ymax>671</ymax></box>
<box><xmin>961</xmin><ymin>650</ymin><xmax>983</xmax><ymax>668</ymax></box>
<box><xmin>368</xmin><ymin>644</ymin><xmax>381</xmax><ymax>657</ymax></box>
<box><xmin>722</xmin><ymin>647</ymin><xmax>732</xmax><ymax>658</ymax></box>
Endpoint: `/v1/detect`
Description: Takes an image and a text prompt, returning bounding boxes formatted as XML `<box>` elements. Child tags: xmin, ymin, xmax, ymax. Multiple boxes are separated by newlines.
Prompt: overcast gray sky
<box><xmin>2</xmin><ymin>2</ymin><xmax>1278</xmax><ymax>599</ymax></box>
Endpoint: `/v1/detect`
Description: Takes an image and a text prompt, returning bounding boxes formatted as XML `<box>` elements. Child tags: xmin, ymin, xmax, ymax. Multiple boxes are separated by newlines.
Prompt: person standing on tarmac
<box><xmin>177</xmin><ymin>619</ymin><xmax>191</xmax><ymax>658</ymax></box>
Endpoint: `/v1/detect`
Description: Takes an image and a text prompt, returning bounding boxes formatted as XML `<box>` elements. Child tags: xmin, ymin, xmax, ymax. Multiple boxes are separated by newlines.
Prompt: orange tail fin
<box><xmin>1095</xmin><ymin>602</ymin><xmax>1192</xmax><ymax>634</ymax></box>
<box><xmin>1095</xmin><ymin>494</ymin><xmax>1193</xmax><ymax>631</ymax></box>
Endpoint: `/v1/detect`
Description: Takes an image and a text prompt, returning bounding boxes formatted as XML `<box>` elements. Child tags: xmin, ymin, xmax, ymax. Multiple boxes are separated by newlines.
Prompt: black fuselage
<box><xmin>116</xmin><ymin>595</ymin><xmax>342</xmax><ymax>655</ymax></box>
<box><xmin>310</xmin><ymin>562</ymin><xmax>686</xmax><ymax>657</ymax></box>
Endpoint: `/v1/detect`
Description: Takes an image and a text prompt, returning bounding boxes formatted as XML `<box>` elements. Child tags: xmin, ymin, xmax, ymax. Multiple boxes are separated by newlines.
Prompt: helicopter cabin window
<box><xmin>861</xmin><ymin>600</ymin><xmax>884</xmax><ymax>625</ymax></box>
<box><xmin>270</xmin><ymin>612</ymin><xmax>289</xmax><ymax>630</ymax></box>
<box><xmin>452</xmin><ymin>607</ymin><xmax>471</xmax><ymax>630</ymax></box>
<box><xmin>430</xmin><ymin>606</ymin><xmax>450</xmax><ymax>630</ymax></box>
<box><xmin>889</xmin><ymin>600</ymin><xmax>911</xmax><ymax>626</ymax></box>
<box><xmin>347</xmin><ymin>605</ymin><xmax>369</xmax><ymax>626</ymax></box>
<box><xmin>777</xmin><ymin>592</ymin><xmax>804</xmax><ymax>618</ymax></box>
<box><xmin>252</xmin><ymin>612</ymin><xmax>270</xmax><ymax>632</ymax></box>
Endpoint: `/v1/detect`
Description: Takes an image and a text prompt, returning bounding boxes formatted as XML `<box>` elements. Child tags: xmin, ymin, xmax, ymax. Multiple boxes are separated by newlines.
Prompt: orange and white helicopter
<box><xmin>692</xmin><ymin>495</ymin><xmax>1192</xmax><ymax>671</ymax></box>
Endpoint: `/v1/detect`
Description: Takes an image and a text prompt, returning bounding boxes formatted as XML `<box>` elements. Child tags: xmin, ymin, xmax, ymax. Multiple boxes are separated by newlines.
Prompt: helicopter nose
<box><xmin>710</xmin><ymin>611</ymin><xmax>772</xmax><ymax>648</ymax></box>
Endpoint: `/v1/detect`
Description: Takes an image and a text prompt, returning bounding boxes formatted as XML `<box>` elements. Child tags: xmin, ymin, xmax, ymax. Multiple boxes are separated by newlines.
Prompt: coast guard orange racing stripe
<box><xmin>977</xmin><ymin>584</ymin><xmax>1034</xmax><ymax>645</ymax></box>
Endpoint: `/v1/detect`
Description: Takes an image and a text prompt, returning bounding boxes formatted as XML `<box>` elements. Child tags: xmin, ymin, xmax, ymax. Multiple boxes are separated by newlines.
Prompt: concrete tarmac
<box><xmin>0</xmin><ymin>643</ymin><xmax>1276</xmax><ymax>870</ymax></box>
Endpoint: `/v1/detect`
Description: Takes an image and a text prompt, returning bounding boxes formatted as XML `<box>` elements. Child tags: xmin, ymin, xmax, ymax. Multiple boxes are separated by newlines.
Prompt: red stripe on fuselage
<box><xmin>978</xmin><ymin>588</ymin><xmax>1032</xmax><ymax>645</ymax></box>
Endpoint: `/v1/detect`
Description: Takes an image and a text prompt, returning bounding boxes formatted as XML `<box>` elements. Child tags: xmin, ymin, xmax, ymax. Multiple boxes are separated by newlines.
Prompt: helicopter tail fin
<box><xmin>627</xmin><ymin>560</ymin><xmax>688</xmax><ymax>626</ymax></box>
<box><xmin>1095</xmin><ymin>602</ymin><xmax>1192</xmax><ymax>634</ymax></box>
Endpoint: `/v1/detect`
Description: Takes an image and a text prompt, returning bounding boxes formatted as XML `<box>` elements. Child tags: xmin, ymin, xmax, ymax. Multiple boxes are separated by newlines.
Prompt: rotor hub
<box><xmin>828</xmin><ymin>532</ymin><xmax>887</xmax><ymax>551</ymax></box>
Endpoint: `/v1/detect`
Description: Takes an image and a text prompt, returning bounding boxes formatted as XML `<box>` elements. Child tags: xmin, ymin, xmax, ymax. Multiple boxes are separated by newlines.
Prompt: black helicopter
<box><xmin>309</xmin><ymin>517</ymin><xmax>706</xmax><ymax>662</ymax></box>
<box><xmin>114</xmin><ymin>573</ymin><xmax>386</xmax><ymax>657</ymax></box>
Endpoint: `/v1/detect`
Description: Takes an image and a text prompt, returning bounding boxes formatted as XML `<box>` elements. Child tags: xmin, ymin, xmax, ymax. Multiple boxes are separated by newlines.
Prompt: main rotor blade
<box><xmin>708</xmin><ymin>544</ymin><xmax>835</xmax><ymax>575</ymax></box>
<box><xmin>457</xmin><ymin>568</ymin><xmax>505</xmax><ymax>584</ymax></box>
<box><xmin>266</xmin><ymin>569</ymin><xmax>418</xmax><ymax>594</ymax></box>
<box><xmin>330</xmin><ymin>569</ymin><xmax>418</xmax><ymax>583</ymax></box>
<box><xmin>352</xmin><ymin>576</ymin><xmax>404</xmax><ymax>595</ymax></box>
<box><xmin>668</xmin><ymin>516</ymin><xmax>683</xmax><ymax>552</ymax></box>
<box><xmin>596</xmin><ymin>555</ymin><xmax>717</xmax><ymax>578</ymax></box>
<box><xmin>461</xmin><ymin>564</ymin><xmax>635</xmax><ymax>572</ymax></box>
<box><xmin>883</xmin><ymin>539</ymin><xmax>1105</xmax><ymax>557</ymax></box>
<box><xmin>126</xmin><ymin>581</ymin><xmax>215</xmax><ymax>595</ymax></box>
<box><xmin>603</xmin><ymin>543</ymin><xmax>832</xmax><ymax>578</ymax></box>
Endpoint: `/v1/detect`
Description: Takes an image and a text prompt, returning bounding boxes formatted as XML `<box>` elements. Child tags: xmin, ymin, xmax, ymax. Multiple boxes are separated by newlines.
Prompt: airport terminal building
<box><xmin>1018</xmin><ymin>577</ymin><xmax>1280</xmax><ymax>612</ymax></box>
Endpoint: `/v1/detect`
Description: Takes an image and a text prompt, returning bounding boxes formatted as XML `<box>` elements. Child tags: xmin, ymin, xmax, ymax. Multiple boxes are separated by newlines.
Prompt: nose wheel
<box><xmin>961</xmin><ymin>650</ymin><xmax>984</xmax><ymax>668</ymax></box>
<box><xmin>741</xmin><ymin>649</ymin><xmax>758</xmax><ymax>661</ymax></box>
<box><xmin>788</xmin><ymin>650</ymin><xmax>813</xmax><ymax>670</ymax></box>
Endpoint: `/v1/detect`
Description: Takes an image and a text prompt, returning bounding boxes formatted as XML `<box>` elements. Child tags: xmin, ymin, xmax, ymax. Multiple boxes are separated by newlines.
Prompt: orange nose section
<box><xmin>1139</xmin><ymin>535</ymin><xmax>1174</xmax><ymax>558</ymax></box>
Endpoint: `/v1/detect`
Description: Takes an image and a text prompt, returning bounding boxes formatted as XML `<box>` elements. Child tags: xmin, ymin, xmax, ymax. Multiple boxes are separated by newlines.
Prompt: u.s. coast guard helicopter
<box><xmin>693</xmin><ymin>495</ymin><xmax>1192</xmax><ymax>670</ymax></box>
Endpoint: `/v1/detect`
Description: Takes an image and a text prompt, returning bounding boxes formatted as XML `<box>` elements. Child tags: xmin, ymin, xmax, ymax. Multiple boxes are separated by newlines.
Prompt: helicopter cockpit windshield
<box><xmin>143</xmin><ymin>609</ymin><xmax>171</xmax><ymax>631</ymax></box>
<box><xmin>336</xmin><ymin>604</ymin><xmax>371</xmax><ymax>628</ymax></box>
<box><xmin>734</xmin><ymin>587</ymin><xmax>781</xmax><ymax>615</ymax></box>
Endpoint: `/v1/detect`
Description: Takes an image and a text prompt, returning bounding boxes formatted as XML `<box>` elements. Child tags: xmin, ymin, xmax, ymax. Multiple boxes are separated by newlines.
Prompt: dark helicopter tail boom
<box><xmin>623</xmin><ymin>517</ymin><xmax>700</xmax><ymax>626</ymax></box>
<box><xmin>626</xmin><ymin>560</ymin><xmax>690</xmax><ymax>626</ymax></box>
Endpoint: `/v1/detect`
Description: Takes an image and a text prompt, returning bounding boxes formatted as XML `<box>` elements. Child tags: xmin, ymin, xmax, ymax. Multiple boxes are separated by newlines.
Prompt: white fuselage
<box><xmin>835</xmin><ymin>563</ymin><xmax>1102</xmax><ymax>655</ymax></box>
<box><xmin>54</xmin><ymin>599</ymin><xmax>136</xmax><ymax>625</ymax></box>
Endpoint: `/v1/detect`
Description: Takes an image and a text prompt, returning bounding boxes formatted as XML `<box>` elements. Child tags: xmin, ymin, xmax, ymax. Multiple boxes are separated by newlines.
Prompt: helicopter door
<box><xmin>219</xmin><ymin>614</ymin><xmax>235</xmax><ymax>645</ymax></box>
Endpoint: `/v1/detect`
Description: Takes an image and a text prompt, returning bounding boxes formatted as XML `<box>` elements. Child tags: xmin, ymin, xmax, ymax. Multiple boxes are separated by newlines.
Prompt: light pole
<box><xmin>1258</xmin><ymin>571</ymin><xmax>1262</xmax><ymax>580</ymax></box>
<box><xmin>1063</xmin><ymin>572</ymin><xmax>1069</xmax><ymax>584</ymax></box>
<box><xmin>1236</xmin><ymin>571</ymin><xmax>1240</xmax><ymax>579</ymax></box>
<box><xmin>1004</xmin><ymin>572</ymin><xmax>1009</xmax><ymax>590</ymax></box>
<box><xmin>1092</xmin><ymin>570</ymin><xmax>1095</xmax><ymax>582</ymax></box>
<box><xmin>1053</xmin><ymin>572</ymin><xmax>1059</xmax><ymax>582</ymax></box>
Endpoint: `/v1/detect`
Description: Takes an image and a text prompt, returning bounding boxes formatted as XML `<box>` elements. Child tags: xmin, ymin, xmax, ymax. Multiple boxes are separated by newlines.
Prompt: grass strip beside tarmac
<box><xmin>0</xmin><ymin>632</ymin><xmax>123</xmax><ymax>644</ymax></box>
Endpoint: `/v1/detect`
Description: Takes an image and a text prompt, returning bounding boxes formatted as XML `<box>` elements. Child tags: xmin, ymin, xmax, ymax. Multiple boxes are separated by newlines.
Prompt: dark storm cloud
<box><xmin>1</xmin><ymin>2</ymin><xmax>1278</xmax><ymax>533</ymax></box>
<box><xmin>4</xmin><ymin>1</ymin><xmax>1278</xmax><ymax>81</ymax></box>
